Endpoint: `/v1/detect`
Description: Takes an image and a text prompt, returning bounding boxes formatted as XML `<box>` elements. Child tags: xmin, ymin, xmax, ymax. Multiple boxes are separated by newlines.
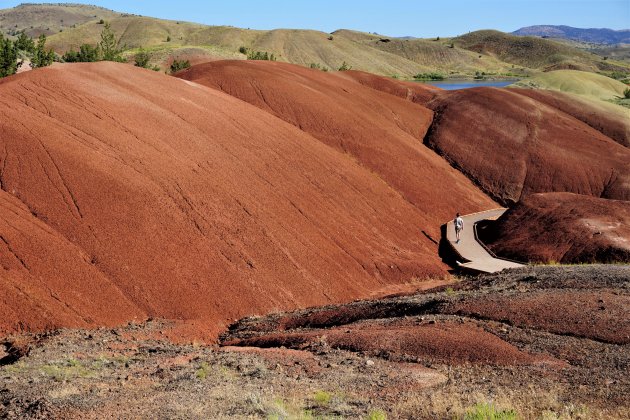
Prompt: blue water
<box><xmin>417</xmin><ymin>80</ymin><xmax>518</xmax><ymax>90</ymax></box>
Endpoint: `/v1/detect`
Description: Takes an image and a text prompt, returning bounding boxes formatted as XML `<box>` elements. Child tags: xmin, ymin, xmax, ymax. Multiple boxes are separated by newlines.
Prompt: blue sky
<box><xmin>1</xmin><ymin>0</ymin><xmax>628</xmax><ymax>37</ymax></box>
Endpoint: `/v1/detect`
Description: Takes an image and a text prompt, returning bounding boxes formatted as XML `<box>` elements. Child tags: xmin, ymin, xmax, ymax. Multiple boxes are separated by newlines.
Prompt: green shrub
<box><xmin>464</xmin><ymin>402</ymin><xmax>518</xmax><ymax>420</ymax></box>
<box><xmin>195</xmin><ymin>362</ymin><xmax>210</xmax><ymax>380</ymax></box>
<box><xmin>63</xmin><ymin>44</ymin><xmax>100</xmax><ymax>62</ymax></box>
<box><xmin>246</xmin><ymin>50</ymin><xmax>276</xmax><ymax>61</ymax></box>
<box><xmin>313</xmin><ymin>390</ymin><xmax>332</xmax><ymax>406</ymax></box>
<box><xmin>338</xmin><ymin>61</ymin><xmax>352</xmax><ymax>71</ymax></box>
<box><xmin>170</xmin><ymin>58</ymin><xmax>191</xmax><ymax>73</ymax></box>
<box><xmin>134</xmin><ymin>49</ymin><xmax>151</xmax><ymax>68</ymax></box>
<box><xmin>623</xmin><ymin>88</ymin><xmax>630</xmax><ymax>99</ymax></box>
<box><xmin>414</xmin><ymin>72</ymin><xmax>445</xmax><ymax>81</ymax></box>
<box><xmin>367</xmin><ymin>409</ymin><xmax>387</xmax><ymax>420</ymax></box>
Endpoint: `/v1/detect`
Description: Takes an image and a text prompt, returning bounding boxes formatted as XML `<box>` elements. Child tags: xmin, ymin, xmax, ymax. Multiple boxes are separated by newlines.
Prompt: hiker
<box><xmin>454</xmin><ymin>212</ymin><xmax>464</xmax><ymax>243</ymax></box>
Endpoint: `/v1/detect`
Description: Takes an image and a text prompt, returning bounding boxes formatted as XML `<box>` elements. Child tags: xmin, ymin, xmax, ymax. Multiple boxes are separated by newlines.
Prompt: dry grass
<box><xmin>392</xmin><ymin>383</ymin><xmax>629</xmax><ymax>419</ymax></box>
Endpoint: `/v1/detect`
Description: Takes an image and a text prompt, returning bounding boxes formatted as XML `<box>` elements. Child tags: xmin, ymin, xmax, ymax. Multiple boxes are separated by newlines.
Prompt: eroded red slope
<box><xmin>424</xmin><ymin>88</ymin><xmax>630</xmax><ymax>205</ymax></box>
<box><xmin>510</xmin><ymin>88</ymin><xmax>630</xmax><ymax>148</ymax></box>
<box><xmin>0</xmin><ymin>62</ymin><xmax>488</xmax><ymax>340</ymax></box>
<box><xmin>176</xmin><ymin>61</ymin><xmax>495</xmax><ymax>237</ymax></box>
<box><xmin>480</xmin><ymin>192</ymin><xmax>630</xmax><ymax>264</ymax></box>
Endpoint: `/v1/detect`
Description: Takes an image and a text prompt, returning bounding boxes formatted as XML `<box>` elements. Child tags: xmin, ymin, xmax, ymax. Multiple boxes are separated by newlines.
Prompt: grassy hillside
<box><xmin>0</xmin><ymin>3</ymin><xmax>119</xmax><ymax>37</ymax></box>
<box><xmin>332</xmin><ymin>30</ymin><xmax>527</xmax><ymax>76</ymax></box>
<box><xmin>47</xmin><ymin>17</ymin><xmax>535</xmax><ymax>77</ymax></box>
<box><xmin>8</xmin><ymin>4</ymin><xmax>629</xmax><ymax>78</ymax></box>
<box><xmin>453</xmin><ymin>30</ymin><xmax>629</xmax><ymax>73</ymax></box>
<box><xmin>510</xmin><ymin>69</ymin><xmax>629</xmax><ymax>101</ymax></box>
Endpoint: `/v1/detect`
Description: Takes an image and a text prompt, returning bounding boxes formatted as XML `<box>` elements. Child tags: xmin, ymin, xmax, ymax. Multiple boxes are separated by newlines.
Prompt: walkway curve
<box><xmin>445</xmin><ymin>208</ymin><xmax>524</xmax><ymax>274</ymax></box>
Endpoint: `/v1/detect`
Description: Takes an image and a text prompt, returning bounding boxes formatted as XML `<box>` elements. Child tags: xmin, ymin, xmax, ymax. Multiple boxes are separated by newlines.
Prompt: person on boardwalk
<box><xmin>454</xmin><ymin>212</ymin><xmax>464</xmax><ymax>243</ymax></box>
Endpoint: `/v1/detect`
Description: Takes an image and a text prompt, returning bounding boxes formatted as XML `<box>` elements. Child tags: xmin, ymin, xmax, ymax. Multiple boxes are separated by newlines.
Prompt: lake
<box><xmin>417</xmin><ymin>80</ymin><xmax>518</xmax><ymax>90</ymax></box>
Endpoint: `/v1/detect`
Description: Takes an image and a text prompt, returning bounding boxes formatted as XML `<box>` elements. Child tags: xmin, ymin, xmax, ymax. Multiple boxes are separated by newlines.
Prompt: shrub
<box><xmin>166</xmin><ymin>35</ymin><xmax>171</xmax><ymax>42</ymax></box>
<box><xmin>464</xmin><ymin>402</ymin><xmax>517</xmax><ymax>420</ymax></box>
<box><xmin>63</xmin><ymin>44</ymin><xmax>100</xmax><ymax>62</ymax></box>
<box><xmin>195</xmin><ymin>362</ymin><xmax>210</xmax><ymax>380</ymax></box>
<box><xmin>414</xmin><ymin>72</ymin><xmax>445</xmax><ymax>81</ymax></box>
<box><xmin>313</xmin><ymin>390</ymin><xmax>332</xmax><ymax>406</ymax></box>
<box><xmin>98</xmin><ymin>19</ymin><xmax>105</xmax><ymax>24</ymax></box>
<box><xmin>134</xmin><ymin>49</ymin><xmax>150</xmax><ymax>68</ymax></box>
<box><xmin>338</xmin><ymin>61</ymin><xmax>352</xmax><ymax>71</ymax></box>
<box><xmin>170</xmin><ymin>58</ymin><xmax>191</xmax><ymax>73</ymax></box>
<box><xmin>246</xmin><ymin>50</ymin><xmax>276</xmax><ymax>61</ymax></box>
<box><xmin>623</xmin><ymin>88</ymin><xmax>630</xmax><ymax>99</ymax></box>
<box><xmin>309</xmin><ymin>62</ymin><xmax>328</xmax><ymax>71</ymax></box>
<box><xmin>238</xmin><ymin>46</ymin><xmax>248</xmax><ymax>54</ymax></box>
<box><xmin>367</xmin><ymin>410</ymin><xmax>387</xmax><ymax>420</ymax></box>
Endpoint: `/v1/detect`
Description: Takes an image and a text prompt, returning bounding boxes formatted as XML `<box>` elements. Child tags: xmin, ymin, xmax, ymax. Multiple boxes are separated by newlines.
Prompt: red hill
<box><xmin>480</xmin><ymin>192</ymin><xmax>630</xmax><ymax>264</ymax></box>
<box><xmin>176</xmin><ymin>60</ymin><xmax>494</xmax><ymax>236</ymax></box>
<box><xmin>0</xmin><ymin>62</ymin><xmax>493</xmax><ymax>340</ymax></box>
<box><xmin>423</xmin><ymin>87</ymin><xmax>630</xmax><ymax>205</ymax></box>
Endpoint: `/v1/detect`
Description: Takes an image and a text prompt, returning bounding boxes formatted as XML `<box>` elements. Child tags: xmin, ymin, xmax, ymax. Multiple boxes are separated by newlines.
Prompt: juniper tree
<box><xmin>99</xmin><ymin>22</ymin><xmax>122</xmax><ymax>61</ymax></box>
<box><xmin>32</xmin><ymin>34</ymin><xmax>55</xmax><ymax>68</ymax></box>
<box><xmin>0</xmin><ymin>33</ymin><xmax>18</xmax><ymax>77</ymax></box>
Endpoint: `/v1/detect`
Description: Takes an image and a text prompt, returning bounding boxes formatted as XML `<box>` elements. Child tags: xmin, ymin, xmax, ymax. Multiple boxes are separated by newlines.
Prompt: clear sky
<box><xmin>1</xmin><ymin>0</ymin><xmax>628</xmax><ymax>37</ymax></box>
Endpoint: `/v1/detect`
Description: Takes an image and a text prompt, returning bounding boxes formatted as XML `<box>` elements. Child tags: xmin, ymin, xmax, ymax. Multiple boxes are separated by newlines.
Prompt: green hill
<box><xmin>510</xmin><ymin>69</ymin><xmax>629</xmax><ymax>101</ymax></box>
<box><xmin>0</xmin><ymin>2</ymin><xmax>119</xmax><ymax>38</ymax></box>
<box><xmin>453</xmin><ymin>30</ymin><xmax>629</xmax><ymax>73</ymax></box>
<box><xmin>4</xmin><ymin>4</ymin><xmax>629</xmax><ymax>78</ymax></box>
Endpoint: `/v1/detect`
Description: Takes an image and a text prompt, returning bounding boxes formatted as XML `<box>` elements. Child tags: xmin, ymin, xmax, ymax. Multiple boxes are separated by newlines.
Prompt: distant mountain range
<box><xmin>513</xmin><ymin>25</ymin><xmax>630</xmax><ymax>45</ymax></box>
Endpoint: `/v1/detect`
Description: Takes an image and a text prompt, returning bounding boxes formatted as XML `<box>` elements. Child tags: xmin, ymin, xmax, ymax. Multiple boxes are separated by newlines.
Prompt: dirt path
<box><xmin>446</xmin><ymin>209</ymin><xmax>524</xmax><ymax>273</ymax></box>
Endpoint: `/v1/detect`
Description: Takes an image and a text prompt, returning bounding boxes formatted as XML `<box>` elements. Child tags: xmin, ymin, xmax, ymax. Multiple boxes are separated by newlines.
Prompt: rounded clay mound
<box><xmin>176</xmin><ymin>60</ymin><xmax>495</xmax><ymax>233</ymax></box>
<box><xmin>480</xmin><ymin>192</ymin><xmax>630</xmax><ymax>265</ymax></box>
<box><xmin>0</xmin><ymin>62</ymin><xmax>490</xmax><ymax>340</ymax></box>
<box><xmin>424</xmin><ymin>87</ymin><xmax>630</xmax><ymax>205</ymax></box>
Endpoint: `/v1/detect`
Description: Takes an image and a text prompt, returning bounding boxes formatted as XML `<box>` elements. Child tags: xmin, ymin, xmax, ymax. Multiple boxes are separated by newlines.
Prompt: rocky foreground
<box><xmin>1</xmin><ymin>265</ymin><xmax>628</xmax><ymax>419</ymax></box>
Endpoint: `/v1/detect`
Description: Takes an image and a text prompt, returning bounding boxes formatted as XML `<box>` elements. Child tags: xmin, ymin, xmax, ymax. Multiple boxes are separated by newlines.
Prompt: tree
<box><xmin>78</xmin><ymin>44</ymin><xmax>100</xmax><ymax>62</ymax></box>
<box><xmin>15</xmin><ymin>31</ymin><xmax>35</xmax><ymax>53</ymax></box>
<box><xmin>99</xmin><ymin>22</ymin><xmax>122</xmax><ymax>61</ymax></box>
<box><xmin>0</xmin><ymin>33</ymin><xmax>18</xmax><ymax>77</ymax></box>
<box><xmin>63</xmin><ymin>44</ymin><xmax>100</xmax><ymax>62</ymax></box>
<box><xmin>134</xmin><ymin>49</ymin><xmax>150</xmax><ymax>68</ymax></box>
<box><xmin>32</xmin><ymin>34</ymin><xmax>55</xmax><ymax>68</ymax></box>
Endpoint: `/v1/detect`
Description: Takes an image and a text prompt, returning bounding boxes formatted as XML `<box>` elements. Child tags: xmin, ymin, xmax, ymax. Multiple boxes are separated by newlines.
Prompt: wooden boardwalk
<box><xmin>445</xmin><ymin>209</ymin><xmax>524</xmax><ymax>274</ymax></box>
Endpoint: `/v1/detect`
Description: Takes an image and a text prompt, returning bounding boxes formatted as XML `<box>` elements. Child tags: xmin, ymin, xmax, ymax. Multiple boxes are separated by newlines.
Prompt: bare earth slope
<box><xmin>0</xmin><ymin>62</ymin><xmax>476</xmax><ymax>340</ymax></box>
<box><xmin>510</xmin><ymin>87</ymin><xmax>630</xmax><ymax>148</ymax></box>
<box><xmin>176</xmin><ymin>61</ymin><xmax>496</xmax><ymax>236</ymax></box>
<box><xmin>0</xmin><ymin>3</ymin><xmax>119</xmax><ymax>38</ymax></box>
<box><xmin>480</xmin><ymin>192</ymin><xmax>630</xmax><ymax>264</ymax></box>
<box><xmin>424</xmin><ymin>87</ymin><xmax>630</xmax><ymax>205</ymax></box>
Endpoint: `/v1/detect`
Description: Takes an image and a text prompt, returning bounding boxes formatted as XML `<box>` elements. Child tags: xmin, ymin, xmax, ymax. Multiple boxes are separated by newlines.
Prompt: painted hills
<box><xmin>0</xmin><ymin>61</ymin><xmax>488</xmax><ymax>339</ymax></box>
<box><xmin>1</xmin><ymin>58</ymin><xmax>629</xmax><ymax>340</ymax></box>
<box><xmin>481</xmin><ymin>193</ymin><xmax>630</xmax><ymax>264</ymax></box>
